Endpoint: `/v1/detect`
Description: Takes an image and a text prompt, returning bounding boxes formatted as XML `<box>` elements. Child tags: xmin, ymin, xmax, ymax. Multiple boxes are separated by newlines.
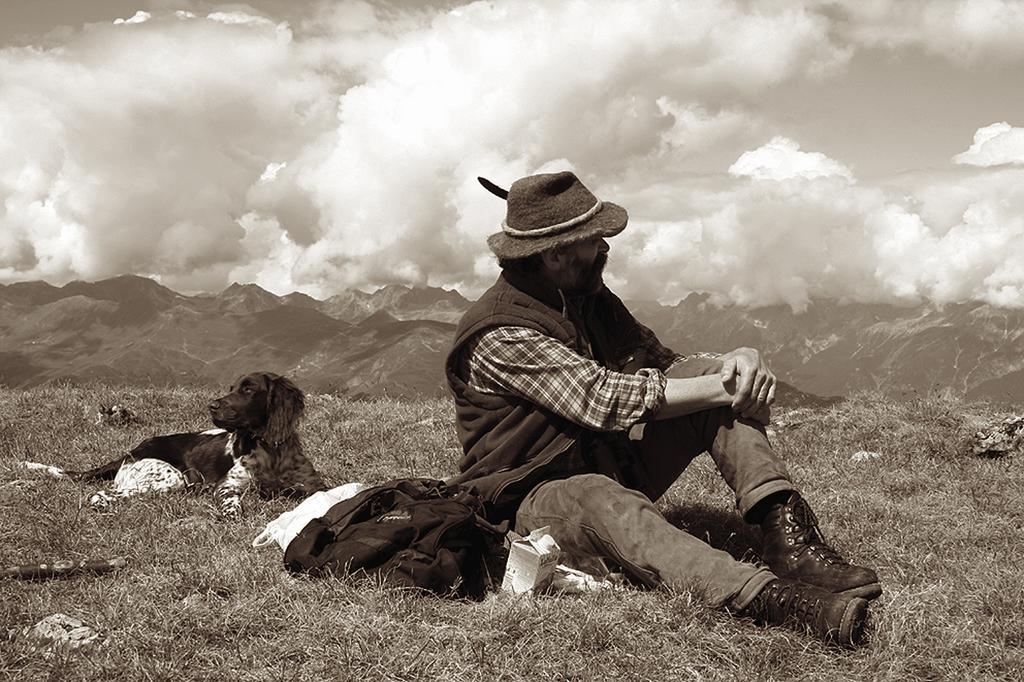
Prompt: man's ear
<box><xmin>540</xmin><ymin>247</ymin><xmax>566</xmax><ymax>269</ymax></box>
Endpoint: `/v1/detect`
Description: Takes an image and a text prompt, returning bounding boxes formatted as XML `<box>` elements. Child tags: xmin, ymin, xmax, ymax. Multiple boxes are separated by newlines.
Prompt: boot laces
<box><xmin>765</xmin><ymin>581</ymin><xmax>823</xmax><ymax>625</ymax></box>
<box><xmin>789</xmin><ymin>498</ymin><xmax>845</xmax><ymax>566</ymax></box>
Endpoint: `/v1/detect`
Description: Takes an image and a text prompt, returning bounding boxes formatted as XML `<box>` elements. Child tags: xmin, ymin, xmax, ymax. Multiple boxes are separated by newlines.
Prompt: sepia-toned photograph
<box><xmin>1</xmin><ymin>1</ymin><xmax>1022</xmax><ymax>679</ymax></box>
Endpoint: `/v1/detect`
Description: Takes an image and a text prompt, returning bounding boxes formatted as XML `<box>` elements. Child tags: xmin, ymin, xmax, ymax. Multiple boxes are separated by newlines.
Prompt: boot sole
<box><xmin>836</xmin><ymin>582</ymin><xmax>882</xmax><ymax>601</ymax></box>
<box><xmin>834</xmin><ymin>596</ymin><xmax>869</xmax><ymax>647</ymax></box>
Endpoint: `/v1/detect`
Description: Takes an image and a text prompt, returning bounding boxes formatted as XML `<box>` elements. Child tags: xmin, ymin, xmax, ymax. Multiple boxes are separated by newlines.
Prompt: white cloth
<box><xmin>252</xmin><ymin>482</ymin><xmax>366</xmax><ymax>551</ymax></box>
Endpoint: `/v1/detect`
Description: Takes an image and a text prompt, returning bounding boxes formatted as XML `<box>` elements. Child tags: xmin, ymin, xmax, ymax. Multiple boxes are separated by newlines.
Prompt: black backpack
<box><xmin>283</xmin><ymin>478</ymin><xmax>503</xmax><ymax>599</ymax></box>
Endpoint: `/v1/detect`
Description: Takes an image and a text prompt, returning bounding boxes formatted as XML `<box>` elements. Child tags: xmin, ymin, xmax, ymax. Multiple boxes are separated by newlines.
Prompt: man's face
<box><xmin>557</xmin><ymin>237</ymin><xmax>609</xmax><ymax>296</ymax></box>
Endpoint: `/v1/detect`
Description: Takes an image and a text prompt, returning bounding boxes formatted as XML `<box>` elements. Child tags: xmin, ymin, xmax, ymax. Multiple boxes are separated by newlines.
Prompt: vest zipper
<box><xmin>490</xmin><ymin>438</ymin><xmax>576</xmax><ymax>503</ymax></box>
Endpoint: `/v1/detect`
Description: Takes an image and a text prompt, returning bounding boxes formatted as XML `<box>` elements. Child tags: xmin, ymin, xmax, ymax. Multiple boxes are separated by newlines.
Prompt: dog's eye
<box><xmin>241</xmin><ymin>386</ymin><xmax>253</xmax><ymax>394</ymax></box>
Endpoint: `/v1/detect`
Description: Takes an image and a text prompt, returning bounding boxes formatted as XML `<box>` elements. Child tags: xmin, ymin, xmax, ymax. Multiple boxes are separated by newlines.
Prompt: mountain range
<box><xmin>1</xmin><ymin>276</ymin><xmax>1022</xmax><ymax>404</ymax></box>
<box><xmin>628</xmin><ymin>294</ymin><xmax>1024</xmax><ymax>403</ymax></box>
<box><xmin>0</xmin><ymin>276</ymin><xmax>463</xmax><ymax>397</ymax></box>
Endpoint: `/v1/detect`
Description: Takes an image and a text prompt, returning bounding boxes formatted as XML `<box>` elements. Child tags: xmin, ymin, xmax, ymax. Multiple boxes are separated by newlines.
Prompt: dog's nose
<box><xmin>208</xmin><ymin>400</ymin><xmax>222</xmax><ymax>411</ymax></box>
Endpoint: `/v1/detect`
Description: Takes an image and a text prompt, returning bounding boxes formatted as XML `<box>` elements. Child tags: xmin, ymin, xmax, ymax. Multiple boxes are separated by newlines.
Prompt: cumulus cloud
<box><xmin>821</xmin><ymin>0</ymin><xmax>1024</xmax><ymax>62</ymax></box>
<box><xmin>606</xmin><ymin>161</ymin><xmax>1024</xmax><ymax>310</ymax></box>
<box><xmin>953</xmin><ymin>122</ymin><xmax>1024</xmax><ymax>166</ymax></box>
<box><xmin>226</xmin><ymin>213</ymin><xmax>307</xmax><ymax>294</ymax></box>
<box><xmin>656</xmin><ymin>98</ymin><xmax>758</xmax><ymax>156</ymax></box>
<box><xmin>11</xmin><ymin>0</ymin><xmax>842</xmax><ymax>294</ymax></box>
<box><xmin>207</xmin><ymin>11</ymin><xmax>280</xmax><ymax>29</ymax></box>
<box><xmin>2</xmin><ymin>0</ymin><xmax>1024</xmax><ymax>310</ymax></box>
<box><xmin>259</xmin><ymin>162</ymin><xmax>288</xmax><ymax>183</ymax></box>
<box><xmin>609</xmin><ymin>173</ymin><xmax>881</xmax><ymax>310</ymax></box>
<box><xmin>292</xmin><ymin>0</ymin><xmax>437</xmax><ymax>79</ymax></box>
<box><xmin>728</xmin><ymin>136</ymin><xmax>854</xmax><ymax>182</ymax></box>
<box><xmin>113</xmin><ymin>11</ymin><xmax>151</xmax><ymax>25</ymax></box>
<box><xmin>872</xmin><ymin>166</ymin><xmax>1024</xmax><ymax>307</ymax></box>
<box><xmin>292</xmin><ymin>0</ymin><xmax>844</xmax><ymax>293</ymax></box>
<box><xmin>0</xmin><ymin>9</ymin><xmax>335</xmax><ymax>292</ymax></box>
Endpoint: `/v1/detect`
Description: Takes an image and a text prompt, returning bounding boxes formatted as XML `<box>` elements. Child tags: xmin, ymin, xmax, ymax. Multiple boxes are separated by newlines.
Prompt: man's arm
<box><xmin>460</xmin><ymin>327</ymin><xmax>667</xmax><ymax>432</ymax></box>
<box><xmin>653</xmin><ymin>374</ymin><xmax>770</xmax><ymax>424</ymax></box>
<box><xmin>461</xmin><ymin>327</ymin><xmax>772</xmax><ymax>430</ymax></box>
<box><xmin>620</xmin><ymin>320</ymin><xmax>775</xmax><ymax>420</ymax></box>
<box><xmin>653</xmin><ymin>375</ymin><xmax>732</xmax><ymax>420</ymax></box>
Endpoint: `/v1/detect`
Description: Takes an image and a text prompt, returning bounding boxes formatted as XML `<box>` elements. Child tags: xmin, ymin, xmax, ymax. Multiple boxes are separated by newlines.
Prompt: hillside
<box><xmin>1</xmin><ymin>386</ymin><xmax>1021</xmax><ymax>679</ymax></box>
<box><xmin>0</xmin><ymin>276</ymin><xmax>459</xmax><ymax>397</ymax></box>
<box><xmin>631</xmin><ymin>294</ymin><xmax>1024</xmax><ymax>404</ymax></box>
<box><xmin>2</xmin><ymin>276</ymin><xmax>1023</xmax><ymax>404</ymax></box>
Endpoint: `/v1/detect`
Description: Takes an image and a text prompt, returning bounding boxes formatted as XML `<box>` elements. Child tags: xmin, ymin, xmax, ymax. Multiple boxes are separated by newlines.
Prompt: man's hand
<box><xmin>720</xmin><ymin>347</ymin><xmax>776</xmax><ymax>418</ymax></box>
<box><xmin>748</xmin><ymin>404</ymin><xmax>772</xmax><ymax>426</ymax></box>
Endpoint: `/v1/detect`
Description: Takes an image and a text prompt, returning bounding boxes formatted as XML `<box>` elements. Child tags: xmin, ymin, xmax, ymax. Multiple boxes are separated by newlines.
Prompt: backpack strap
<box><xmin>473</xmin><ymin>514</ymin><xmax>508</xmax><ymax>537</ymax></box>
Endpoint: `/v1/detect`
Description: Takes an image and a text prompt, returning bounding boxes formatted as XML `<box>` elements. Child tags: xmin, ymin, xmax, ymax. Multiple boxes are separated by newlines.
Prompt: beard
<box><xmin>563</xmin><ymin>251</ymin><xmax>608</xmax><ymax>296</ymax></box>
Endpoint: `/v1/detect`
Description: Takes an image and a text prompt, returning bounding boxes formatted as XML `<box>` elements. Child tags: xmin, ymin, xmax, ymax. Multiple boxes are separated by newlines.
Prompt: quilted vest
<box><xmin>445</xmin><ymin>269</ymin><xmax>644</xmax><ymax>522</ymax></box>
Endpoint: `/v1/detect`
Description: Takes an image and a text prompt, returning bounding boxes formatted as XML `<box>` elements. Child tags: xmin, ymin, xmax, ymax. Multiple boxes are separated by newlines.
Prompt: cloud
<box><xmin>225</xmin><ymin>212</ymin><xmax>307</xmax><ymax>295</ymax></box>
<box><xmin>728</xmin><ymin>136</ymin><xmax>854</xmax><ymax>181</ymax></box>
<box><xmin>656</xmin><ymin>98</ymin><xmax>758</xmax><ymax>156</ymax></box>
<box><xmin>821</xmin><ymin>0</ymin><xmax>1024</xmax><ymax>62</ymax></box>
<box><xmin>0</xmin><ymin>0</ymin><xmax>850</xmax><ymax>296</ymax></box>
<box><xmin>207</xmin><ymin>11</ymin><xmax>280</xmax><ymax>29</ymax></box>
<box><xmin>292</xmin><ymin>0</ymin><xmax>845</xmax><ymax>292</ymax></box>
<box><xmin>114</xmin><ymin>11</ymin><xmax>152</xmax><ymax>25</ymax></box>
<box><xmin>609</xmin><ymin>174</ymin><xmax>883</xmax><ymax>310</ymax></box>
<box><xmin>2</xmin><ymin>0</ymin><xmax>1024</xmax><ymax>311</ymax></box>
<box><xmin>0</xmin><ymin>9</ymin><xmax>336</xmax><ymax>291</ymax></box>
<box><xmin>869</xmin><ymin>166</ymin><xmax>1024</xmax><ymax>307</ymax></box>
<box><xmin>292</xmin><ymin>0</ymin><xmax>437</xmax><ymax>79</ymax></box>
<box><xmin>953</xmin><ymin>122</ymin><xmax>1024</xmax><ymax>166</ymax></box>
<box><xmin>606</xmin><ymin>158</ymin><xmax>1024</xmax><ymax>310</ymax></box>
<box><xmin>259</xmin><ymin>162</ymin><xmax>288</xmax><ymax>183</ymax></box>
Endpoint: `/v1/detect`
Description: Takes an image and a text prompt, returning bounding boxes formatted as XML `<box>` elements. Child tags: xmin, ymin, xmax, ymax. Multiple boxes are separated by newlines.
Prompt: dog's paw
<box><xmin>89</xmin><ymin>491</ymin><xmax>115</xmax><ymax>510</ymax></box>
<box><xmin>218</xmin><ymin>497</ymin><xmax>242</xmax><ymax>520</ymax></box>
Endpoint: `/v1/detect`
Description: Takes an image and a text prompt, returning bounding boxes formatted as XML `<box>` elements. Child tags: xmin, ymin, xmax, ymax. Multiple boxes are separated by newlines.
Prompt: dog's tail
<box><xmin>65</xmin><ymin>456</ymin><xmax>133</xmax><ymax>481</ymax></box>
<box><xmin>19</xmin><ymin>461</ymin><xmax>71</xmax><ymax>480</ymax></box>
<box><xmin>22</xmin><ymin>456</ymin><xmax>130</xmax><ymax>482</ymax></box>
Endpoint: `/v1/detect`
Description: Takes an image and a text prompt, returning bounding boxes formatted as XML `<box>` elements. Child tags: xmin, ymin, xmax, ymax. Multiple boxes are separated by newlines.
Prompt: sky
<box><xmin>1</xmin><ymin>0</ymin><xmax>1023</xmax><ymax>310</ymax></box>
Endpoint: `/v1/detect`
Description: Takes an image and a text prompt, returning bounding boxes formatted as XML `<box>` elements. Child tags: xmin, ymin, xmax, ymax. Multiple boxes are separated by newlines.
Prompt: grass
<box><xmin>1</xmin><ymin>384</ymin><xmax>1022</xmax><ymax>681</ymax></box>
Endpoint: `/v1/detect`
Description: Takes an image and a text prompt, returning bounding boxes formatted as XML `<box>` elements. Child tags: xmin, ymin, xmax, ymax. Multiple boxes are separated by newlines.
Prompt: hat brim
<box><xmin>486</xmin><ymin>202</ymin><xmax>628</xmax><ymax>260</ymax></box>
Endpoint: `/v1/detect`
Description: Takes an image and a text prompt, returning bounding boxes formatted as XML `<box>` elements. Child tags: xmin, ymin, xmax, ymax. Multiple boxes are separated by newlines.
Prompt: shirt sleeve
<box><xmin>462</xmin><ymin>326</ymin><xmax>667</xmax><ymax>432</ymax></box>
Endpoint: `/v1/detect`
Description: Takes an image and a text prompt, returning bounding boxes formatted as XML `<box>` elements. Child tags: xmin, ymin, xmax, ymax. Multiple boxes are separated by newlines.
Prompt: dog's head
<box><xmin>208</xmin><ymin>372</ymin><xmax>305</xmax><ymax>444</ymax></box>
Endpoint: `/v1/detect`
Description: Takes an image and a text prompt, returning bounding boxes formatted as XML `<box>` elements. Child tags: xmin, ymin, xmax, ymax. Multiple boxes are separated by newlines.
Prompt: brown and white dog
<box><xmin>28</xmin><ymin>372</ymin><xmax>327</xmax><ymax>518</ymax></box>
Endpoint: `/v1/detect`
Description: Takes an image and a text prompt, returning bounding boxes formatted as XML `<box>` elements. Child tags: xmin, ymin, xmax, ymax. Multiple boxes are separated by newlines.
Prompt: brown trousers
<box><xmin>514</xmin><ymin>357</ymin><xmax>794</xmax><ymax>610</ymax></box>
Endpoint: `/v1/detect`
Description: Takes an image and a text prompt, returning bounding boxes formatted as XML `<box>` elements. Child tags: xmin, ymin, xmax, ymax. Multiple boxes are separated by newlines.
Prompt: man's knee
<box><xmin>520</xmin><ymin>473</ymin><xmax>650</xmax><ymax>524</ymax></box>
<box><xmin>522</xmin><ymin>473</ymin><xmax>611</xmax><ymax>511</ymax></box>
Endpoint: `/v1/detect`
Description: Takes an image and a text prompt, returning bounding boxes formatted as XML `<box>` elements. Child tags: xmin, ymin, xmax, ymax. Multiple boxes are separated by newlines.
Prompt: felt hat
<box><xmin>480</xmin><ymin>171</ymin><xmax>628</xmax><ymax>259</ymax></box>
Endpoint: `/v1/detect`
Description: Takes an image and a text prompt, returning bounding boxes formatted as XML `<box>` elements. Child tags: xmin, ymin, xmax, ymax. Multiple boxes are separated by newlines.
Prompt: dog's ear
<box><xmin>263</xmin><ymin>375</ymin><xmax>305</xmax><ymax>445</ymax></box>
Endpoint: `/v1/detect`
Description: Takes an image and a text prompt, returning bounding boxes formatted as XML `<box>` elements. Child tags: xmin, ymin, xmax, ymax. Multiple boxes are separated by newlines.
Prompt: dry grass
<box><xmin>1</xmin><ymin>385</ymin><xmax>1022</xmax><ymax>681</ymax></box>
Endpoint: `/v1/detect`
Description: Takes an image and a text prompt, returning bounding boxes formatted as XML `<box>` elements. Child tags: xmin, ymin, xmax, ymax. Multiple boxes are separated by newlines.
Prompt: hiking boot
<box><xmin>741</xmin><ymin>578</ymin><xmax>868</xmax><ymax>647</ymax></box>
<box><xmin>760</xmin><ymin>492</ymin><xmax>881</xmax><ymax>599</ymax></box>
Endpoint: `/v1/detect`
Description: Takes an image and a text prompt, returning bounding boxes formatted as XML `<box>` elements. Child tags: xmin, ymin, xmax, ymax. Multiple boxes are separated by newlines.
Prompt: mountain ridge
<box><xmin>2</xmin><ymin>276</ymin><xmax>1022</xmax><ymax>404</ymax></box>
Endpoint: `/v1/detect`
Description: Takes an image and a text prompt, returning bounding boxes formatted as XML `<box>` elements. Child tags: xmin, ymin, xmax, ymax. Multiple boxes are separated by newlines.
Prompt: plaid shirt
<box><xmin>458</xmin><ymin>312</ymin><xmax>691</xmax><ymax>432</ymax></box>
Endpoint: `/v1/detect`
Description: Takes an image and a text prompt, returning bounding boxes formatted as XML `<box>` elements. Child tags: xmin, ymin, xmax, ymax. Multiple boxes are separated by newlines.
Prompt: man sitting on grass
<box><xmin>445</xmin><ymin>170</ymin><xmax>881</xmax><ymax>646</ymax></box>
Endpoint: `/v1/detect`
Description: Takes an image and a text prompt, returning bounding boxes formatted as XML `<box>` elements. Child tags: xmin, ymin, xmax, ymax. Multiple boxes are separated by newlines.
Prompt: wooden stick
<box><xmin>2</xmin><ymin>557</ymin><xmax>128</xmax><ymax>581</ymax></box>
